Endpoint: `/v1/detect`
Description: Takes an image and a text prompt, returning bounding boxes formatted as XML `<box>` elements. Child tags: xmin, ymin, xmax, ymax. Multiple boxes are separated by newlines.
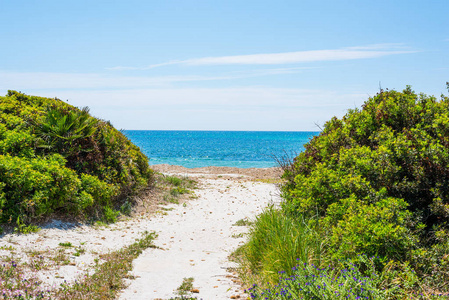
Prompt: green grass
<box><xmin>176</xmin><ymin>277</ymin><xmax>194</xmax><ymax>296</ymax></box>
<box><xmin>165</xmin><ymin>175</ymin><xmax>183</xmax><ymax>186</ymax></box>
<box><xmin>234</xmin><ymin>206</ymin><xmax>325</xmax><ymax>286</ymax></box>
<box><xmin>233</xmin><ymin>218</ymin><xmax>252</xmax><ymax>226</ymax></box>
<box><xmin>237</xmin><ymin>207</ymin><xmax>449</xmax><ymax>299</ymax></box>
<box><xmin>73</xmin><ymin>247</ymin><xmax>85</xmax><ymax>257</ymax></box>
<box><xmin>169</xmin><ymin>277</ymin><xmax>198</xmax><ymax>300</ymax></box>
<box><xmin>157</xmin><ymin>174</ymin><xmax>197</xmax><ymax>205</ymax></box>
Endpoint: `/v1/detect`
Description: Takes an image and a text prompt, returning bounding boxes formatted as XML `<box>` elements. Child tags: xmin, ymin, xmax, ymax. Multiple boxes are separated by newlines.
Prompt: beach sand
<box><xmin>0</xmin><ymin>166</ymin><xmax>282</xmax><ymax>299</ymax></box>
<box><xmin>151</xmin><ymin>164</ymin><xmax>283</xmax><ymax>180</ymax></box>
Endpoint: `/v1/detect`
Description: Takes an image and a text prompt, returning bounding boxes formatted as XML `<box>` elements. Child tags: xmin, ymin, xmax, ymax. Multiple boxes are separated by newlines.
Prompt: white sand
<box><xmin>0</xmin><ymin>170</ymin><xmax>280</xmax><ymax>299</ymax></box>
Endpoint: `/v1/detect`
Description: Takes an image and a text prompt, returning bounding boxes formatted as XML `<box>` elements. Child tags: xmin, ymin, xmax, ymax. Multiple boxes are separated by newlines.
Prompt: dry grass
<box><xmin>0</xmin><ymin>231</ymin><xmax>157</xmax><ymax>299</ymax></box>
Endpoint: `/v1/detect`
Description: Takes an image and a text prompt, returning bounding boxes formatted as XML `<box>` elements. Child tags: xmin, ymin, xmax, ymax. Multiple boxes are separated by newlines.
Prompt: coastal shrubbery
<box><xmin>0</xmin><ymin>91</ymin><xmax>153</xmax><ymax>229</ymax></box>
<box><xmin>239</xmin><ymin>85</ymin><xmax>449</xmax><ymax>298</ymax></box>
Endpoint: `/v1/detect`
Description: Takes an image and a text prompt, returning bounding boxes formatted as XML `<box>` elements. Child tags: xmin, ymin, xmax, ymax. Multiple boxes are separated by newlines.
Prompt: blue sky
<box><xmin>1</xmin><ymin>0</ymin><xmax>448</xmax><ymax>130</ymax></box>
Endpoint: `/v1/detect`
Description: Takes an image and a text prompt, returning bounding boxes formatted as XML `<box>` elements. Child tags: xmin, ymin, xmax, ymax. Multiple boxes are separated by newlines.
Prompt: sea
<box><xmin>123</xmin><ymin>130</ymin><xmax>319</xmax><ymax>169</ymax></box>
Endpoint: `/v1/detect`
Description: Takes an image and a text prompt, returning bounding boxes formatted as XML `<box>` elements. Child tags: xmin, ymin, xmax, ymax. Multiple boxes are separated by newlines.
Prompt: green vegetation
<box><xmin>239</xmin><ymin>86</ymin><xmax>449</xmax><ymax>298</ymax></box>
<box><xmin>0</xmin><ymin>91</ymin><xmax>153</xmax><ymax>228</ymax></box>
<box><xmin>247</xmin><ymin>255</ymin><xmax>392</xmax><ymax>299</ymax></box>
<box><xmin>236</xmin><ymin>206</ymin><xmax>323</xmax><ymax>285</ymax></box>
<box><xmin>233</xmin><ymin>218</ymin><xmax>252</xmax><ymax>226</ymax></box>
<box><xmin>175</xmin><ymin>277</ymin><xmax>195</xmax><ymax>297</ymax></box>
<box><xmin>0</xmin><ymin>231</ymin><xmax>157</xmax><ymax>299</ymax></box>
<box><xmin>56</xmin><ymin>231</ymin><xmax>157</xmax><ymax>299</ymax></box>
<box><xmin>159</xmin><ymin>174</ymin><xmax>197</xmax><ymax>204</ymax></box>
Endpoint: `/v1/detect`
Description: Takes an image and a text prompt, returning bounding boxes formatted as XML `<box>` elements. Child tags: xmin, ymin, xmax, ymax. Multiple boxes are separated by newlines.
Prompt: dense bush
<box><xmin>0</xmin><ymin>91</ymin><xmax>153</xmax><ymax>226</ymax></box>
<box><xmin>238</xmin><ymin>85</ymin><xmax>449</xmax><ymax>298</ymax></box>
<box><xmin>279</xmin><ymin>86</ymin><xmax>449</xmax><ymax>291</ymax></box>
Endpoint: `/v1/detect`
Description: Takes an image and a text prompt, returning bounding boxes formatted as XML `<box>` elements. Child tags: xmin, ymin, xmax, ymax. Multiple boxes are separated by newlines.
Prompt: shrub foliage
<box><xmin>280</xmin><ymin>86</ymin><xmax>449</xmax><ymax>291</ymax></box>
<box><xmin>0</xmin><ymin>91</ymin><xmax>152</xmax><ymax>225</ymax></box>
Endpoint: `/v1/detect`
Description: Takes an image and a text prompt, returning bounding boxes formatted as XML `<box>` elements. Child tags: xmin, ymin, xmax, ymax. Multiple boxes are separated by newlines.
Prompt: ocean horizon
<box><xmin>123</xmin><ymin>130</ymin><xmax>319</xmax><ymax>168</ymax></box>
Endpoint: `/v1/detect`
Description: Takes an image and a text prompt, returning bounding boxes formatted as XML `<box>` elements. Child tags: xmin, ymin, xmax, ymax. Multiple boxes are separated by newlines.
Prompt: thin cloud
<box><xmin>108</xmin><ymin>44</ymin><xmax>416</xmax><ymax>70</ymax></box>
<box><xmin>0</xmin><ymin>68</ymin><xmax>308</xmax><ymax>90</ymax></box>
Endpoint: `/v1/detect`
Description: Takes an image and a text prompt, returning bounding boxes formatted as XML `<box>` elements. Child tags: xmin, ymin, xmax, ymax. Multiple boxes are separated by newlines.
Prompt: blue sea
<box><xmin>123</xmin><ymin>131</ymin><xmax>319</xmax><ymax>168</ymax></box>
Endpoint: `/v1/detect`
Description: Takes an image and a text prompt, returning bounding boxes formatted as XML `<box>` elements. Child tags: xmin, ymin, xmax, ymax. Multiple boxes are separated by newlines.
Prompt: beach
<box><xmin>0</xmin><ymin>165</ymin><xmax>281</xmax><ymax>299</ymax></box>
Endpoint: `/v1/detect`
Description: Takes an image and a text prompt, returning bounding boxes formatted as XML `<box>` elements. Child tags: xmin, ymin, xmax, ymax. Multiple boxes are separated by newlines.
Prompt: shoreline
<box><xmin>150</xmin><ymin>164</ymin><xmax>283</xmax><ymax>180</ymax></box>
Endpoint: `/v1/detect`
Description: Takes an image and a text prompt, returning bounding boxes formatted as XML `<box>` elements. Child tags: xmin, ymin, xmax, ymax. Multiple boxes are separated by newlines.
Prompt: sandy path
<box><xmin>0</xmin><ymin>168</ymin><xmax>280</xmax><ymax>299</ymax></box>
<box><xmin>119</xmin><ymin>174</ymin><xmax>279</xmax><ymax>300</ymax></box>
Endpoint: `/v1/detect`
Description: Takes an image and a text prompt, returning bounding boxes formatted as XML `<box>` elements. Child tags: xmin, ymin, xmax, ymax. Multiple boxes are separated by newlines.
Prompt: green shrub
<box><xmin>323</xmin><ymin>195</ymin><xmax>416</xmax><ymax>260</ymax></box>
<box><xmin>80</xmin><ymin>174</ymin><xmax>118</xmax><ymax>207</ymax></box>
<box><xmin>0</xmin><ymin>129</ymin><xmax>35</xmax><ymax>157</ymax></box>
<box><xmin>0</xmin><ymin>154</ymin><xmax>81</xmax><ymax>222</ymax></box>
<box><xmin>103</xmin><ymin>206</ymin><xmax>120</xmax><ymax>223</ymax></box>
<box><xmin>280</xmin><ymin>85</ymin><xmax>449</xmax><ymax>292</ymax></box>
<box><xmin>0</xmin><ymin>91</ymin><xmax>153</xmax><ymax>227</ymax></box>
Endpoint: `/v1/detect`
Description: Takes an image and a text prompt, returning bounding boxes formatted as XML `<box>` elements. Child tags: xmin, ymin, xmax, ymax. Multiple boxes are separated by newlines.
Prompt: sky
<box><xmin>0</xmin><ymin>0</ymin><xmax>448</xmax><ymax>131</ymax></box>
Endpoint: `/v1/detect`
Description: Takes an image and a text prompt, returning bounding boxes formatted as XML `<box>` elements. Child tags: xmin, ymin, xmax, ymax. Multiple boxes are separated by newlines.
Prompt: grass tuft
<box><xmin>233</xmin><ymin>218</ymin><xmax>252</xmax><ymax>226</ymax></box>
<box><xmin>157</xmin><ymin>174</ymin><xmax>197</xmax><ymax>205</ymax></box>
<box><xmin>234</xmin><ymin>206</ymin><xmax>324</xmax><ymax>286</ymax></box>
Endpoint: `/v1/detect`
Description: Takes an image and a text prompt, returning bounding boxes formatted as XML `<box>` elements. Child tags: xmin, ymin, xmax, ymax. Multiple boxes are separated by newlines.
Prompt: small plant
<box><xmin>51</xmin><ymin>249</ymin><xmax>70</xmax><ymax>265</ymax></box>
<box><xmin>233</xmin><ymin>218</ymin><xmax>252</xmax><ymax>226</ymax></box>
<box><xmin>176</xmin><ymin>277</ymin><xmax>195</xmax><ymax>296</ymax></box>
<box><xmin>58</xmin><ymin>242</ymin><xmax>73</xmax><ymax>247</ymax></box>
<box><xmin>120</xmin><ymin>200</ymin><xmax>132</xmax><ymax>215</ymax></box>
<box><xmin>166</xmin><ymin>196</ymin><xmax>179</xmax><ymax>204</ymax></box>
<box><xmin>28</xmin><ymin>254</ymin><xmax>49</xmax><ymax>271</ymax></box>
<box><xmin>189</xmin><ymin>194</ymin><xmax>198</xmax><ymax>200</ymax></box>
<box><xmin>157</xmin><ymin>174</ymin><xmax>197</xmax><ymax>207</ymax></box>
<box><xmin>165</xmin><ymin>175</ymin><xmax>183</xmax><ymax>186</ymax></box>
<box><xmin>14</xmin><ymin>217</ymin><xmax>40</xmax><ymax>234</ymax></box>
<box><xmin>73</xmin><ymin>247</ymin><xmax>85</xmax><ymax>257</ymax></box>
<box><xmin>103</xmin><ymin>206</ymin><xmax>119</xmax><ymax>223</ymax></box>
<box><xmin>0</xmin><ymin>245</ymin><xmax>15</xmax><ymax>251</ymax></box>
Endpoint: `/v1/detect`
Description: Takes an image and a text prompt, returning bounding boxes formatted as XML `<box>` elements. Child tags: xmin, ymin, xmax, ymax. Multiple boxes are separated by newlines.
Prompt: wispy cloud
<box><xmin>108</xmin><ymin>44</ymin><xmax>416</xmax><ymax>70</ymax></box>
<box><xmin>0</xmin><ymin>67</ymin><xmax>309</xmax><ymax>90</ymax></box>
<box><xmin>0</xmin><ymin>69</ymin><xmax>371</xmax><ymax>130</ymax></box>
